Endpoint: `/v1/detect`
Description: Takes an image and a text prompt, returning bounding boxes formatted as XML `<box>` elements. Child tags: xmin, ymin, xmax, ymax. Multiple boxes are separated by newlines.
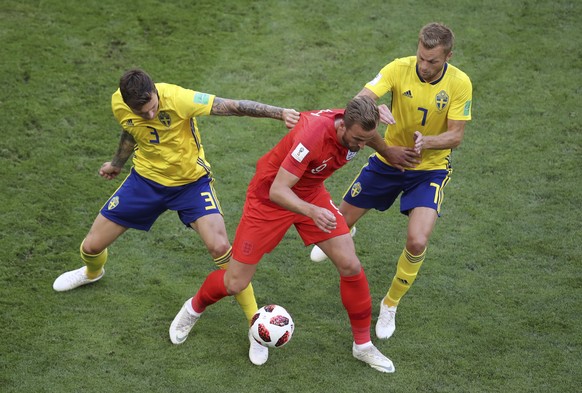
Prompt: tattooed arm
<box><xmin>98</xmin><ymin>130</ymin><xmax>136</xmax><ymax>180</ymax></box>
<box><xmin>210</xmin><ymin>97</ymin><xmax>300</xmax><ymax>129</ymax></box>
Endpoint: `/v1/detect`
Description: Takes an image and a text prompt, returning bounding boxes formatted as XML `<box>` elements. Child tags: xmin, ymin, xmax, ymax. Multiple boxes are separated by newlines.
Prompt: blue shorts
<box><xmin>100</xmin><ymin>168</ymin><xmax>223</xmax><ymax>231</ymax></box>
<box><xmin>342</xmin><ymin>155</ymin><xmax>451</xmax><ymax>215</ymax></box>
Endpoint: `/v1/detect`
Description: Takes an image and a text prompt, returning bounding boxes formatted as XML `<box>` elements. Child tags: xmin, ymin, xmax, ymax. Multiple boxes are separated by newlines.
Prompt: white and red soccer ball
<box><xmin>250</xmin><ymin>304</ymin><xmax>294</xmax><ymax>348</ymax></box>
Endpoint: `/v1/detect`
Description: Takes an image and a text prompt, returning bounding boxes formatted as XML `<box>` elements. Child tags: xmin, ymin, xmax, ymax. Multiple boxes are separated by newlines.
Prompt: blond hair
<box><xmin>419</xmin><ymin>23</ymin><xmax>455</xmax><ymax>54</ymax></box>
<box><xmin>344</xmin><ymin>96</ymin><xmax>379</xmax><ymax>131</ymax></box>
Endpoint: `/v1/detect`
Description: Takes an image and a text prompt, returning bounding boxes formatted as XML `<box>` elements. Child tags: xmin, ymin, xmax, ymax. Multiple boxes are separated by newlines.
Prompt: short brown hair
<box><xmin>344</xmin><ymin>95</ymin><xmax>379</xmax><ymax>132</ymax></box>
<box><xmin>419</xmin><ymin>22</ymin><xmax>455</xmax><ymax>54</ymax></box>
<box><xmin>119</xmin><ymin>69</ymin><xmax>157</xmax><ymax>110</ymax></box>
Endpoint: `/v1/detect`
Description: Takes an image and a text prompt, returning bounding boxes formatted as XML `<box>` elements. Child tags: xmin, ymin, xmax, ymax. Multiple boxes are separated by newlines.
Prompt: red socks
<box><xmin>191</xmin><ymin>270</ymin><xmax>229</xmax><ymax>313</ymax></box>
<box><xmin>191</xmin><ymin>266</ymin><xmax>372</xmax><ymax>345</ymax></box>
<box><xmin>340</xmin><ymin>269</ymin><xmax>372</xmax><ymax>345</ymax></box>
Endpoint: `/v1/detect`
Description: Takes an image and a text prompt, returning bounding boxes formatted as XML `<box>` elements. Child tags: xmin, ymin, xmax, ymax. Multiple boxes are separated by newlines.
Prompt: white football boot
<box><xmin>53</xmin><ymin>266</ymin><xmax>104</xmax><ymax>292</ymax></box>
<box><xmin>248</xmin><ymin>329</ymin><xmax>269</xmax><ymax>365</ymax></box>
<box><xmin>169</xmin><ymin>298</ymin><xmax>201</xmax><ymax>344</ymax></box>
<box><xmin>352</xmin><ymin>343</ymin><xmax>395</xmax><ymax>373</ymax></box>
<box><xmin>375</xmin><ymin>299</ymin><xmax>397</xmax><ymax>339</ymax></box>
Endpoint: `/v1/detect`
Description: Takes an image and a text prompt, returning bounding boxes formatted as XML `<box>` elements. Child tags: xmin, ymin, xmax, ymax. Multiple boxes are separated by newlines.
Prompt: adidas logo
<box><xmin>403</xmin><ymin>90</ymin><xmax>413</xmax><ymax>98</ymax></box>
<box><xmin>126</xmin><ymin>119</ymin><xmax>133</xmax><ymax>127</ymax></box>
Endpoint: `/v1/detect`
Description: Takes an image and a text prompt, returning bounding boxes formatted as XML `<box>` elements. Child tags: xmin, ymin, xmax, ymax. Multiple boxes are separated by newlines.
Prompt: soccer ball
<box><xmin>250</xmin><ymin>304</ymin><xmax>294</xmax><ymax>348</ymax></box>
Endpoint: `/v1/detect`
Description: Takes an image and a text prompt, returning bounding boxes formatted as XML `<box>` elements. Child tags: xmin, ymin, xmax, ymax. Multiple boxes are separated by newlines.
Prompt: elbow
<box><xmin>268</xmin><ymin>187</ymin><xmax>280</xmax><ymax>204</ymax></box>
<box><xmin>449</xmin><ymin>135</ymin><xmax>463</xmax><ymax>149</ymax></box>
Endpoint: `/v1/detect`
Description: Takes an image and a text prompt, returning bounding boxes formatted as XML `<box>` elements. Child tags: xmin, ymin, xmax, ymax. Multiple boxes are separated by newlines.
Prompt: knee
<box><xmin>207</xmin><ymin>238</ymin><xmax>231</xmax><ymax>260</ymax></box>
<box><xmin>406</xmin><ymin>236</ymin><xmax>428</xmax><ymax>256</ymax></box>
<box><xmin>334</xmin><ymin>257</ymin><xmax>362</xmax><ymax>277</ymax></box>
<box><xmin>224</xmin><ymin>274</ymin><xmax>250</xmax><ymax>296</ymax></box>
<box><xmin>81</xmin><ymin>238</ymin><xmax>105</xmax><ymax>255</ymax></box>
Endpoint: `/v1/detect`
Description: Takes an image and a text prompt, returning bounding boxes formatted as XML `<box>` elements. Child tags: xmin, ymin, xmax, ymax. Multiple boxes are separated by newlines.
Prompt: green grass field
<box><xmin>1</xmin><ymin>0</ymin><xmax>581</xmax><ymax>392</ymax></box>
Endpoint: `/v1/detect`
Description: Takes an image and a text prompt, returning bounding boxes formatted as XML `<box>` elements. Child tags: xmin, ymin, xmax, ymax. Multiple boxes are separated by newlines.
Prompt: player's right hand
<box><xmin>282</xmin><ymin>109</ymin><xmax>300</xmax><ymax>129</ymax></box>
<box><xmin>98</xmin><ymin>162</ymin><xmax>122</xmax><ymax>180</ymax></box>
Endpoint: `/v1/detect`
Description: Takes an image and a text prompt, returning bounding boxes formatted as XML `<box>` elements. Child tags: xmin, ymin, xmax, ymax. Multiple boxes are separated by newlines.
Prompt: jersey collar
<box><xmin>416</xmin><ymin>62</ymin><xmax>448</xmax><ymax>85</ymax></box>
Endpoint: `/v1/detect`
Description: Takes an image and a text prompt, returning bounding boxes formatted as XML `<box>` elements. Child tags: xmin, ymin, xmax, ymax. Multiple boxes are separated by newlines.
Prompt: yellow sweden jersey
<box><xmin>365</xmin><ymin>56</ymin><xmax>472</xmax><ymax>170</ymax></box>
<box><xmin>111</xmin><ymin>83</ymin><xmax>215</xmax><ymax>186</ymax></box>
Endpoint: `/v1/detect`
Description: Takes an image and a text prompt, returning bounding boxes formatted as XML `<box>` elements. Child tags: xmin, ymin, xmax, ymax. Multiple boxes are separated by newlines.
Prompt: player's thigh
<box><xmin>338</xmin><ymin>200</ymin><xmax>369</xmax><ymax>228</ymax></box>
<box><xmin>407</xmin><ymin>207</ymin><xmax>438</xmax><ymax>248</ymax></box>
<box><xmin>190</xmin><ymin>213</ymin><xmax>230</xmax><ymax>258</ymax></box>
<box><xmin>84</xmin><ymin>213</ymin><xmax>128</xmax><ymax>253</ymax></box>
<box><xmin>401</xmin><ymin>171</ymin><xmax>449</xmax><ymax>252</ymax></box>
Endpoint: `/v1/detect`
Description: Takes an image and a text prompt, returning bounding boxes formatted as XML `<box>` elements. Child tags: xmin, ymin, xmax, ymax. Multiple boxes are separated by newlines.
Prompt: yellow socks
<box><xmin>384</xmin><ymin>248</ymin><xmax>425</xmax><ymax>307</ymax></box>
<box><xmin>214</xmin><ymin>247</ymin><xmax>258</xmax><ymax>325</ymax></box>
<box><xmin>80</xmin><ymin>241</ymin><xmax>108</xmax><ymax>280</ymax></box>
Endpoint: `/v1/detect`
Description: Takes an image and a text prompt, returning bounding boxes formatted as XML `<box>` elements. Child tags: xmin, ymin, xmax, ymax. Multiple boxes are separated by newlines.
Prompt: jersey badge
<box><xmin>368</xmin><ymin>73</ymin><xmax>382</xmax><ymax>86</ymax></box>
<box><xmin>350</xmin><ymin>182</ymin><xmax>362</xmax><ymax>198</ymax></box>
<box><xmin>158</xmin><ymin>111</ymin><xmax>171</xmax><ymax>127</ymax></box>
<box><xmin>242</xmin><ymin>240</ymin><xmax>253</xmax><ymax>256</ymax></box>
<box><xmin>435</xmin><ymin>90</ymin><xmax>449</xmax><ymax>112</ymax></box>
<box><xmin>108</xmin><ymin>196</ymin><xmax>119</xmax><ymax>210</ymax></box>
<box><xmin>464</xmin><ymin>100</ymin><xmax>472</xmax><ymax>116</ymax></box>
<box><xmin>291</xmin><ymin>143</ymin><xmax>309</xmax><ymax>163</ymax></box>
<box><xmin>346</xmin><ymin>151</ymin><xmax>357</xmax><ymax>161</ymax></box>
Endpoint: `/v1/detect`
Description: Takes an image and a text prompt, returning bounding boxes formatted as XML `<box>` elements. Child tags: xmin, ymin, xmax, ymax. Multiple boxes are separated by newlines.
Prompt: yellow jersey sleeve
<box><xmin>364</xmin><ymin>59</ymin><xmax>401</xmax><ymax>98</ymax></box>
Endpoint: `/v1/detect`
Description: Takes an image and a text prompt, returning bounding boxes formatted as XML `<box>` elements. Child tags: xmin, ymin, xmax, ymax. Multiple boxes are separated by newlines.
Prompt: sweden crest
<box><xmin>158</xmin><ymin>111</ymin><xmax>171</xmax><ymax>127</ymax></box>
<box><xmin>435</xmin><ymin>90</ymin><xmax>449</xmax><ymax>112</ymax></box>
<box><xmin>350</xmin><ymin>182</ymin><xmax>362</xmax><ymax>198</ymax></box>
<box><xmin>108</xmin><ymin>196</ymin><xmax>119</xmax><ymax>210</ymax></box>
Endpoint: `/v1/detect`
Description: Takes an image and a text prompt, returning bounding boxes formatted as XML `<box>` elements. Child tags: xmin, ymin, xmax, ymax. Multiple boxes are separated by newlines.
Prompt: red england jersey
<box><xmin>247</xmin><ymin>109</ymin><xmax>359</xmax><ymax>204</ymax></box>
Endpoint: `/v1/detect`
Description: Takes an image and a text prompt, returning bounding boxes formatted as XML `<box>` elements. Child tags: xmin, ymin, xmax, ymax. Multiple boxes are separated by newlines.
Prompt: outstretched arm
<box><xmin>211</xmin><ymin>97</ymin><xmax>300</xmax><ymax>129</ymax></box>
<box><xmin>99</xmin><ymin>130</ymin><xmax>136</xmax><ymax>180</ymax></box>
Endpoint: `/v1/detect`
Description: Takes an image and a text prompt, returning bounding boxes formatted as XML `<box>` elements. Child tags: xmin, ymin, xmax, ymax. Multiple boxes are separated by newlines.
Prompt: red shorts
<box><xmin>232</xmin><ymin>189</ymin><xmax>350</xmax><ymax>264</ymax></box>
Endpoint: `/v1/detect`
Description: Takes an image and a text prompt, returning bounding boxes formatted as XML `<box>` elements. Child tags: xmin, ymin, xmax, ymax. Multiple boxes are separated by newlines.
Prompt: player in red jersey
<box><xmin>170</xmin><ymin>96</ymin><xmax>408</xmax><ymax>372</ymax></box>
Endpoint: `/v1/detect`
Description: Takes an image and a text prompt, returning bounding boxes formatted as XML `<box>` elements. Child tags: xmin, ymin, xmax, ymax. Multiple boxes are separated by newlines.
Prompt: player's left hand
<box><xmin>378</xmin><ymin>104</ymin><xmax>396</xmax><ymax>125</ymax></box>
<box><xmin>381</xmin><ymin>146</ymin><xmax>420</xmax><ymax>172</ymax></box>
<box><xmin>283</xmin><ymin>109</ymin><xmax>300</xmax><ymax>129</ymax></box>
<box><xmin>311</xmin><ymin>207</ymin><xmax>337</xmax><ymax>233</ymax></box>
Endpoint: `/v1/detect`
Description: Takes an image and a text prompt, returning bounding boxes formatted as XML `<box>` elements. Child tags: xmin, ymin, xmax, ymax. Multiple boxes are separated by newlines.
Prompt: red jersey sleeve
<box><xmin>280</xmin><ymin>115</ymin><xmax>325</xmax><ymax>178</ymax></box>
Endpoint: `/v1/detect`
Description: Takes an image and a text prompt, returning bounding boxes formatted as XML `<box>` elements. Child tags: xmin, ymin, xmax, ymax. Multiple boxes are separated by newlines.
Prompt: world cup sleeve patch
<box><xmin>464</xmin><ymin>100</ymin><xmax>472</xmax><ymax>116</ymax></box>
<box><xmin>291</xmin><ymin>143</ymin><xmax>309</xmax><ymax>163</ymax></box>
<box><xmin>193</xmin><ymin>92</ymin><xmax>210</xmax><ymax>105</ymax></box>
<box><xmin>368</xmin><ymin>73</ymin><xmax>382</xmax><ymax>86</ymax></box>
